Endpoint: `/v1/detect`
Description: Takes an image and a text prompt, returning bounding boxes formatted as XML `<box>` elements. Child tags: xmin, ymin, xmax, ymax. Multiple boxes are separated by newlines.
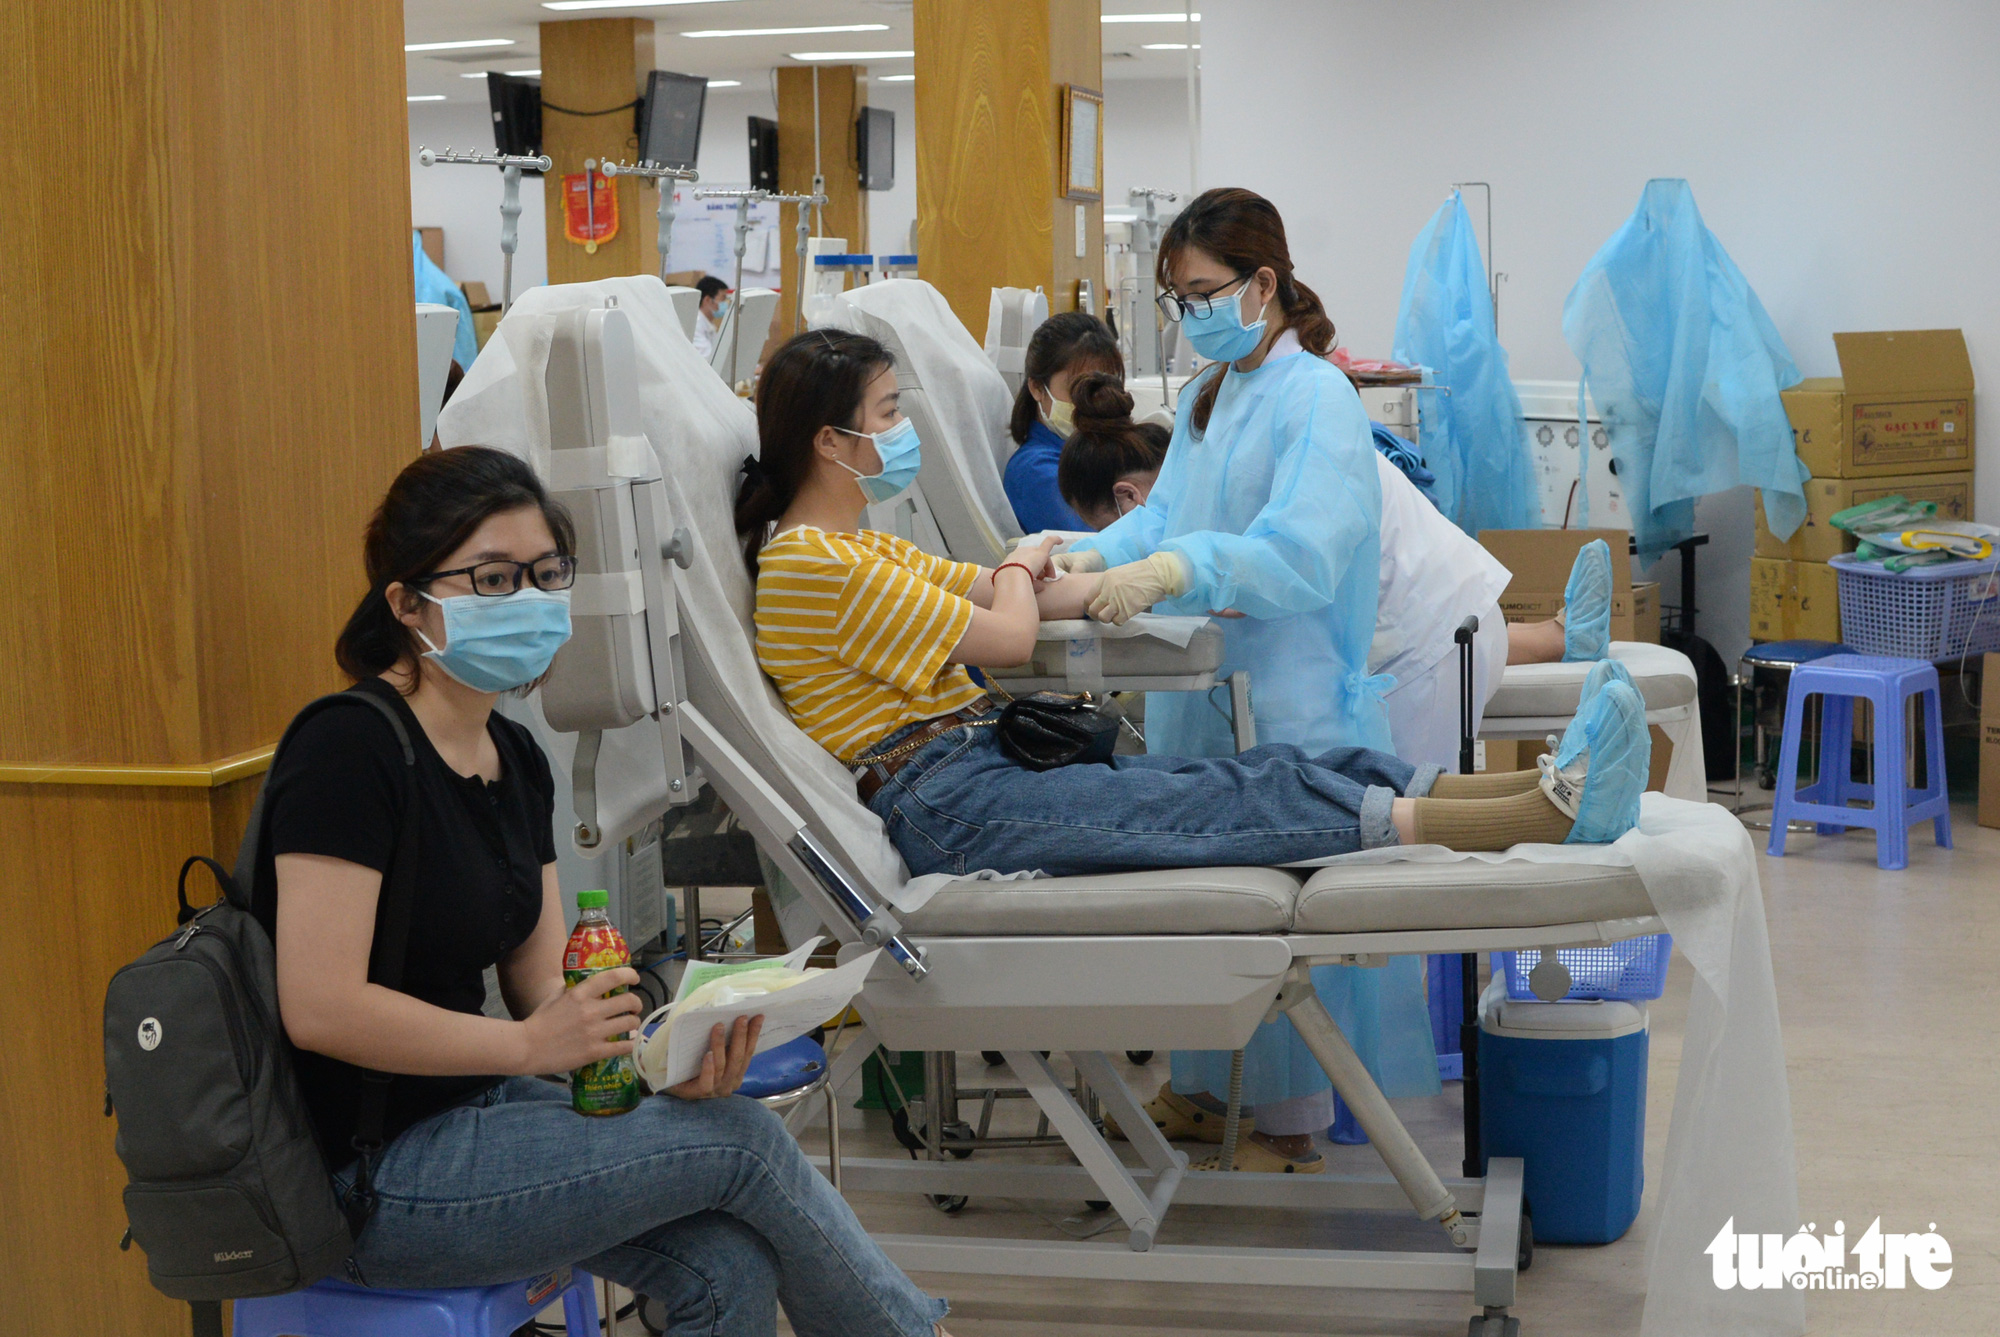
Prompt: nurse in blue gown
<box><xmin>1062</xmin><ymin>188</ymin><xmax>1438</xmax><ymax>1170</ymax></box>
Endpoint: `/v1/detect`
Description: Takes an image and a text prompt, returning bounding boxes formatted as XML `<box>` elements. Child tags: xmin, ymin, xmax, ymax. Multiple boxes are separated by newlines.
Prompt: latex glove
<box><xmin>1049</xmin><ymin>548</ymin><xmax>1107</xmax><ymax>575</ymax></box>
<box><xmin>1088</xmin><ymin>551</ymin><xmax>1190</xmax><ymax>626</ymax></box>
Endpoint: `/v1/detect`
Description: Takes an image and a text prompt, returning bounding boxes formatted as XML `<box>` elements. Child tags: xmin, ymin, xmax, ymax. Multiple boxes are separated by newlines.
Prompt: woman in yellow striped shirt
<box><xmin>736</xmin><ymin>331</ymin><xmax>1643</xmax><ymax>880</ymax></box>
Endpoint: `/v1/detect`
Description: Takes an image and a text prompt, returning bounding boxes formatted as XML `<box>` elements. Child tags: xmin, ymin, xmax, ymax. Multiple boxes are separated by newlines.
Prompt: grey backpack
<box><xmin>103</xmin><ymin>689</ymin><xmax>421</xmax><ymax>1328</ymax></box>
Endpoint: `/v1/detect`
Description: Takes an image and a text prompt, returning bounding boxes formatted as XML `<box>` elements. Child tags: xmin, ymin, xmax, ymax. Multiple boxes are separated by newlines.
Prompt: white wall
<box><xmin>1202</xmin><ymin>0</ymin><xmax>2000</xmax><ymax>662</ymax></box>
<box><xmin>1104</xmin><ymin>77</ymin><xmax>1195</xmax><ymax>211</ymax></box>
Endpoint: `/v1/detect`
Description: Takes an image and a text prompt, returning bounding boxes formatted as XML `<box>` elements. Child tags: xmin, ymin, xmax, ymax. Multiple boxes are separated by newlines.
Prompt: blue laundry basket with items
<box><xmin>1493</xmin><ymin>934</ymin><xmax>1671</xmax><ymax>1002</ymax></box>
<box><xmin>1480</xmin><ymin>995</ymin><xmax>1649</xmax><ymax>1245</ymax></box>
<box><xmin>1830</xmin><ymin>553</ymin><xmax>2000</xmax><ymax>661</ymax></box>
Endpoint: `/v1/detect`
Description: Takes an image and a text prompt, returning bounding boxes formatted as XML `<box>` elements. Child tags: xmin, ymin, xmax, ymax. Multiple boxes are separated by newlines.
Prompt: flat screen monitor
<box><xmin>638</xmin><ymin>70</ymin><xmax>707</xmax><ymax>171</ymax></box>
<box><xmin>748</xmin><ymin>116</ymin><xmax>779</xmax><ymax>192</ymax></box>
<box><xmin>487</xmin><ymin>72</ymin><xmax>542</xmax><ymax>168</ymax></box>
<box><xmin>856</xmin><ymin>106</ymin><xmax>894</xmax><ymax>191</ymax></box>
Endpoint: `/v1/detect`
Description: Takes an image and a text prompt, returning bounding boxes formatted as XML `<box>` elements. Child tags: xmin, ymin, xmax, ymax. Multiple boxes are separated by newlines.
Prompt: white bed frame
<box><xmin>531</xmin><ymin>302</ymin><xmax>1692</xmax><ymax>1336</ymax></box>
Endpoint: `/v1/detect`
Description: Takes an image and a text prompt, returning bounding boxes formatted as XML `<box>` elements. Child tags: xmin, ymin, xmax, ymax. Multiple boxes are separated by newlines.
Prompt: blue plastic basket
<box><xmin>1830</xmin><ymin>553</ymin><xmax>2000</xmax><ymax>661</ymax></box>
<box><xmin>1495</xmin><ymin>935</ymin><xmax>1671</xmax><ymax>1002</ymax></box>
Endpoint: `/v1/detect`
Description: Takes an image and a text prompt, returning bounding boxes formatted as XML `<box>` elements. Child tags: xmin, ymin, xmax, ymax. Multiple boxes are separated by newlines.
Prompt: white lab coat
<box><xmin>692</xmin><ymin>309</ymin><xmax>719</xmax><ymax>358</ymax></box>
<box><xmin>1370</xmin><ymin>452</ymin><xmax>1514</xmax><ymax>770</ymax></box>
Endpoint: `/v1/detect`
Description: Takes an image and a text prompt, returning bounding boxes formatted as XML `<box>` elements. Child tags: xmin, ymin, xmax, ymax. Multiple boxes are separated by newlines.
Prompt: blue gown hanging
<box><xmin>414</xmin><ymin>231</ymin><xmax>480</xmax><ymax>371</ymax></box>
<box><xmin>1392</xmin><ymin>191</ymin><xmax>1538</xmax><ymax>536</ymax></box>
<box><xmin>1562</xmin><ymin>179</ymin><xmax>1808</xmax><ymax>558</ymax></box>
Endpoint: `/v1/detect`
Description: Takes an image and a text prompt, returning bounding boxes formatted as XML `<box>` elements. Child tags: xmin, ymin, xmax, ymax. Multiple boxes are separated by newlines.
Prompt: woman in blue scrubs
<box><xmin>1064</xmin><ymin>188</ymin><xmax>1439</xmax><ymax>1172</ymax></box>
<box><xmin>1001</xmin><ymin>312</ymin><xmax>1122</xmax><ymax>533</ymax></box>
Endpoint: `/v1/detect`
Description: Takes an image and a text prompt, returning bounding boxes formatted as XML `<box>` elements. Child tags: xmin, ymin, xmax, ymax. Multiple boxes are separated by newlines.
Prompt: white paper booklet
<box><xmin>632</xmin><ymin>938</ymin><xmax>879</xmax><ymax>1092</ymax></box>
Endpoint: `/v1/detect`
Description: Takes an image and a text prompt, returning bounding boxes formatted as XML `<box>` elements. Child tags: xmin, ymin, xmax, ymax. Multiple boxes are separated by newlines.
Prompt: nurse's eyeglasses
<box><xmin>416</xmin><ymin>555</ymin><xmax>577</xmax><ymax>596</ymax></box>
<box><xmin>1155</xmin><ymin>272</ymin><xmax>1254</xmax><ymax>324</ymax></box>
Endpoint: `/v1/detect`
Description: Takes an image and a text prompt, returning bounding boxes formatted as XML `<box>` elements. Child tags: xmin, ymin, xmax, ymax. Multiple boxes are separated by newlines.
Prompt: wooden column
<box><xmin>540</xmin><ymin>17</ymin><xmax>659</xmax><ymax>284</ymax></box>
<box><xmin>0</xmin><ymin>2</ymin><xmax>417</xmax><ymax>1332</ymax></box>
<box><xmin>775</xmin><ymin>65</ymin><xmax>870</xmax><ymax>337</ymax></box>
<box><xmin>914</xmin><ymin>0</ymin><xmax>1104</xmax><ymax>334</ymax></box>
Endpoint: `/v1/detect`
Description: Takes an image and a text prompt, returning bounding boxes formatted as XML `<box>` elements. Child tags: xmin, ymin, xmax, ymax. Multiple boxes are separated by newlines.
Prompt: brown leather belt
<box><xmin>853</xmin><ymin>697</ymin><xmax>994</xmax><ymax>805</ymax></box>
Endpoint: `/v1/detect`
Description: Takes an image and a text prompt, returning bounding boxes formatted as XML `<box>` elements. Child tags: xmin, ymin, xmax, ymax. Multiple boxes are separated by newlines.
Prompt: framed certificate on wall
<box><xmin>1062</xmin><ymin>85</ymin><xmax>1103</xmax><ymax>202</ymax></box>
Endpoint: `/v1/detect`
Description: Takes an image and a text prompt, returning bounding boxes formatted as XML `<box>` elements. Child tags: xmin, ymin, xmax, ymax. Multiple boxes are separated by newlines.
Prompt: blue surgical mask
<box><xmin>418</xmin><ymin>588</ymin><xmax>573</xmax><ymax>693</ymax></box>
<box><xmin>1180</xmin><ymin>280</ymin><xmax>1267</xmax><ymax>363</ymax></box>
<box><xmin>835</xmin><ymin>417</ymin><xmax>922</xmax><ymax>503</ymax></box>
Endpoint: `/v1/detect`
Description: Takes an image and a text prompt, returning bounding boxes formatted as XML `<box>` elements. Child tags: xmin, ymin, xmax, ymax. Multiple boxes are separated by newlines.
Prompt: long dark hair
<box><xmin>736</xmin><ymin>329</ymin><xmax>895</xmax><ymax>576</ymax></box>
<box><xmin>335</xmin><ymin>446</ymin><xmax>575</xmax><ymax>687</ymax></box>
<box><xmin>1008</xmin><ymin>311</ymin><xmax>1122</xmax><ymax>445</ymax></box>
<box><xmin>1158</xmin><ymin>187</ymin><xmax>1336</xmax><ymax>434</ymax></box>
<box><xmin>1056</xmin><ymin>373</ymin><xmax>1170</xmax><ymax>518</ymax></box>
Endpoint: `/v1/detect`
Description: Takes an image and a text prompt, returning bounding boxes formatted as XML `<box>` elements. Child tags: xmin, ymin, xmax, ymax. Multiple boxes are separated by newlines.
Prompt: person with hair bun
<box><xmin>1055</xmin><ymin>372</ymin><xmax>1170</xmax><ymax>531</ymax></box>
<box><xmin>1001</xmin><ymin>310</ymin><xmax>1123</xmax><ymax>532</ymax></box>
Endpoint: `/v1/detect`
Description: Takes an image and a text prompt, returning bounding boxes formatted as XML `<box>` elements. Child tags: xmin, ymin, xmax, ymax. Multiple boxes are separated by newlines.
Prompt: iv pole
<box><xmin>1450</xmin><ymin>181</ymin><xmax>1505</xmax><ymax>335</ymax></box>
<box><xmin>694</xmin><ymin>187</ymin><xmax>825</xmax><ymax>387</ymax></box>
<box><xmin>1128</xmin><ymin>187</ymin><xmax>1178</xmax><ymax>411</ymax></box>
<box><xmin>599</xmin><ymin>159</ymin><xmax>701</xmax><ymax>282</ymax></box>
<box><xmin>416</xmin><ymin>147</ymin><xmax>553</xmax><ymax>314</ymax></box>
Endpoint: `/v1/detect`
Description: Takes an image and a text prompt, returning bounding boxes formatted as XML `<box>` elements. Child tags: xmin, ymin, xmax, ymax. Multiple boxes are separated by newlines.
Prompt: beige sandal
<box><xmin>1104</xmin><ymin>1082</ymin><xmax>1255</xmax><ymax>1144</ymax></box>
<box><xmin>1190</xmin><ymin>1138</ymin><xmax>1326</xmax><ymax>1175</ymax></box>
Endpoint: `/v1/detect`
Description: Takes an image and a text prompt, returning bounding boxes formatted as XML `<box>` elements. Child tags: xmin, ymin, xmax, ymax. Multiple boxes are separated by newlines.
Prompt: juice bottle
<box><xmin>563</xmin><ymin>889</ymin><xmax>640</xmax><ymax>1116</ymax></box>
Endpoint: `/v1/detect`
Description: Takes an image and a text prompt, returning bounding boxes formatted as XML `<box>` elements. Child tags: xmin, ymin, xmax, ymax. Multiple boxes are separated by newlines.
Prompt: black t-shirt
<box><xmin>251</xmin><ymin>678</ymin><xmax>557</xmax><ymax>1169</ymax></box>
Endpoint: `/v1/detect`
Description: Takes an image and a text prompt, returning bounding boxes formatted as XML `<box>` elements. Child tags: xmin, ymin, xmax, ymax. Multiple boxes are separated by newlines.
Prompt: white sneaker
<box><xmin>1538</xmin><ymin>748</ymin><xmax>1587</xmax><ymax>820</ymax></box>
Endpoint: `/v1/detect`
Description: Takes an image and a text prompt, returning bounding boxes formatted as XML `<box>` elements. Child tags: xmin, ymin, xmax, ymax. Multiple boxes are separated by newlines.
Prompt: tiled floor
<box><xmin>599</xmin><ymin>801</ymin><xmax>1992</xmax><ymax>1336</ymax></box>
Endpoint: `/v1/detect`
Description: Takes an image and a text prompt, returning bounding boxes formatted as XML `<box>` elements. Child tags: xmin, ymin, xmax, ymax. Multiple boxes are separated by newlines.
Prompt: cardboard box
<box><xmin>1750</xmin><ymin>557</ymin><xmax>1788</xmax><ymax>640</ymax></box>
<box><xmin>460</xmin><ymin>280</ymin><xmax>496</xmax><ymax>311</ymax></box>
<box><xmin>1478</xmin><ymin>528</ymin><xmax>1659</xmax><ymax>644</ymax></box>
<box><xmin>1791</xmin><ymin>560</ymin><xmax>1843</xmax><ymax>643</ymax></box>
<box><xmin>1749</xmin><ymin>557</ymin><xmax>1844</xmax><ymax>643</ymax></box>
<box><xmin>1755</xmin><ymin>471</ymin><xmax>1976</xmax><ymax>562</ymax></box>
<box><xmin>472</xmin><ymin>308</ymin><xmax>502</xmax><ymax>351</ymax></box>
<box><xmin>1782</xmin><ymin>330</ymin><xmax>1975</xmax><ymax>478</ymax></box>
<box><xmin>1980</xmin><ymin>653</ymin><xmax>2000</xmax><ymax>828</ymax></box>
<box><xmin>417</xmin><ymin>225</ymin><xmax>444</xmax><ymax>271</ymax></box>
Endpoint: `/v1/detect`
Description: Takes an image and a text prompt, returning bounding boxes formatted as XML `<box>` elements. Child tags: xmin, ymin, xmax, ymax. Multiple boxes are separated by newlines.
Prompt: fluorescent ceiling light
<box><xmin>789</xmin><ymin>50</ymin><xmax>914</xmax><ymax>61</ymax></box>
<box><xmin>1142</xmin><ymin>42</ymin><xmax>1200</xmax><ymax>49</ymax></box>
<box><xmin>874</xmin><ymin>74</ymin><xmax>915</xmax><ymax>82</ymax></box>
<box><xmin>706</xmin><ymin>79</ymin><xmax>742</xmax><ymax>87</ymax></box>
<box><xmin>404</xmin><ymin>38</ymin><xmax>514</xmax><ymax>52</ymax></box>
<box><xmin>1103</xmin><ymin>12</ymin><xmax>1199</xmax><ymax>21</ymax></box>
<box><xmin>462</xmin><ymin>69</ymin><xmax>540</xmax><ymax>77</ymax></box>
<box><xmin>407</xmin><ymin>94</ymin><xmax>447</xmax><ymax>102</ymax></box>
<box><xmin>685</xmin><ymin>24</ymin><xmax>888</xmax><ymax>38</ymax></box>
<box><xmin>544</xmin><ymin>0</ymin><xmax>734</xmax><ymax>9</ymax></box>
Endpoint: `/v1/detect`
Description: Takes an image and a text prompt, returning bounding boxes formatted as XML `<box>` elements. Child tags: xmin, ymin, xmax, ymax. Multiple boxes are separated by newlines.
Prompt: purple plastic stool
<box><xmin>1767</xmin><ymin>653</ymin><xmax>1953</xmax><ymax>870</ymax></box>
<box><xmin>233</xmin><ymin>1268</ymin><xmax>599</xmax><ymax>1337</ymax></box>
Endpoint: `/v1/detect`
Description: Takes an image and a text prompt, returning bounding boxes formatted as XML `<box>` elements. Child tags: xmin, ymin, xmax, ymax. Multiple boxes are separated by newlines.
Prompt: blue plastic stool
<box><xmin>1768</xmin><ymin>653</ymin><xmax>1953</xmax><ymax>870</ymax></box>
<box><xmin>638</xmin><ymin>1026</ymin><xmax>842</xmax><ymax>1188</ymax></box>
<box><xmin>233</xmin><ymin>1268</ymin><xmax>598</xmax><ymax>1337</ymax></box>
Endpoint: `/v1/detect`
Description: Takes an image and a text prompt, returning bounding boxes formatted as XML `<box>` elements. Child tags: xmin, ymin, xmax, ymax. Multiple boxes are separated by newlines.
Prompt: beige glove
<box><xmin>1088</xmin><ymin>551</ymin><xmax>1190</xmax><ymax>626</ymax></box>
<box><xmin>1049</xmin><ymin>548</ymin><xmax>1107</xmax><ymax>575</ymax></box>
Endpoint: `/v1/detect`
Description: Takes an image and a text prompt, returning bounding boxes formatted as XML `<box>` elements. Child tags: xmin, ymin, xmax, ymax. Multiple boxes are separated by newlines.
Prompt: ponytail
<box><xmin>1056</xmin><ymin>373</ymin><xmax>1171</xmax><ymax>519</ymax></box>
<box><xmin>1008</xmin><ymin>311</ymin><xmax>1123</xmax><ymax>444</ymax></box>
<box><xmin>1159</xmin><ymin>187</ymin><xmax>1336</xmax><ymax>436</ymax></box>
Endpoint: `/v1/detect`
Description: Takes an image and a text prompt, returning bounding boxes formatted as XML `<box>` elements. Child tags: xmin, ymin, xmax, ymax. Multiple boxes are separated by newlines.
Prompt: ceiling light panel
<box><xmin>405</xmin><ymin>38</ymin><xmax>514</xmax><ymax>51</ymax></box>
<box><xmin>788</xmin><ymin>50</ymin><xmax>914</xmax><ymax>61</ymax></box>
<box><xmin>684</xmin><ymin>24</ymin><xmax>889</xmax><ymax>38</ymax></box>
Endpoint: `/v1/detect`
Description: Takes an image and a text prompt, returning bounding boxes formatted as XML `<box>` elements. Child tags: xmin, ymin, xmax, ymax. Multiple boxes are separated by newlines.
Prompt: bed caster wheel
<box><xmin>930</xmin><ymin>1194</ymin><xmax>968</xmax><ymax>1214</ymax></box>
<box><xmin>942</xmin><ymin>1120</ymin><xmax>977</xmax><ymax>1160</ymax></box>
<box><xmin>635</xmin><ymin>1292</ymin><xmax>666</xmax><ymax>1334</ymax></box>
<box><xmin>1518</xmin><ymin>1209</ymin><xmax>1534</xmax><ymax>1273</ymax></box>
<box><xmin>982</xmin><ymin>1050</ymin><xmax>1005</xmax><ymax>1065</ymax></box>
<box><xmin>1466</xmin><ymin>1308</ymin><xmax>1519</xmax><ymax>1337</ymax></box>
<box><xmin>1124</xmin><ymin>1050</ymin><xmax>1154</xmax><ymax>1064</ymax></box>
<box><xmin>1084</xmin><ymin>1199</ymin><xmax>1110</xmax><ymax>1212</ymax></box>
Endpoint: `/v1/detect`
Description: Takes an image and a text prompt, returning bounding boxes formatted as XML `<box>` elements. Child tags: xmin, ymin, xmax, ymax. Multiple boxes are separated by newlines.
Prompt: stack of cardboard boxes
<box><xmin>1753</xmin><ymin>330</ymin><xmax>1976</xmax><ymax>643</ymax></box>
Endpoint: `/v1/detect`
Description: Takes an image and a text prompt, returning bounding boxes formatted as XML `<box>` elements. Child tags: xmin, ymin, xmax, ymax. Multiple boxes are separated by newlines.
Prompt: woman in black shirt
<box><xmin>260</xmin><ymin>446</ymin><xmax>948</xmax><ymax>1335</ymax></box>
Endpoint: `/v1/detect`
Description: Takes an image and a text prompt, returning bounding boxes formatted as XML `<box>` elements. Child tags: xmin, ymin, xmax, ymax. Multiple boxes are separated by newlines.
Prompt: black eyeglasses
<box><xmin>1155</xmin><ymin>272</ymin><xmax>1254</xmax><ymax>324</ymax></box>
<box><xmin>416</xmin><ymin>555</ymin><xmax>576</xmax><ymax>596</ymax></box>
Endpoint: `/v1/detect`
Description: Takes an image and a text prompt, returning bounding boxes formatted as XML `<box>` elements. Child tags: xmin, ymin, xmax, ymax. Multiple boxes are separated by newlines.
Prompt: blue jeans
<box><xmin>863</xmin><ymin>714</ymin><xmax>1439</xmax><ymax>877</ymax></box>
<box><xmin>337</xmin><ymin>1077</ymin><xmax>946</xmax><ymax>1337</ymax></box>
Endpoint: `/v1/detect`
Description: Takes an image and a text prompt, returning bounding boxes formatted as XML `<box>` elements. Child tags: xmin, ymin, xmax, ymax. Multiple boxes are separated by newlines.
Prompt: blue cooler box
<box><xmin>1479</xmin><ymin>996</ymin><xmax>1648</xmax><ymax>1244</ymax></box>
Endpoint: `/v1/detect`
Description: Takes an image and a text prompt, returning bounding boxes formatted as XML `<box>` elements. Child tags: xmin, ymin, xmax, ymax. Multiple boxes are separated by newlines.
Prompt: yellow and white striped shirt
<box><xmin>754</xmin><ymin>526</ymin><xmax>987</xmax><ymax>763</ymax></box>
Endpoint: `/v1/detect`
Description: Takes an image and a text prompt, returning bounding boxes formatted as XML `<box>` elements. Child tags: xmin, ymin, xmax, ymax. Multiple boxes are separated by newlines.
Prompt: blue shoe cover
<box><xmin>1561</xmin><ymin>538</ymin><xmax>1614</xmax><ymax>662</ymax></box>
<box><xmin>1545</xmin><ymin>679</ymin><xmax>1649</xmax><ymax>844</ymax></box>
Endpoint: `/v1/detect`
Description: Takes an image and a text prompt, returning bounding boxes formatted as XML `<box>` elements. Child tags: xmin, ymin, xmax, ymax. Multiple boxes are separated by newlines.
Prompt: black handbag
<box><xmin>995</xmin><ymin>691</ymin><xmax>1125</xmax><ymax>771</ymax></box>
